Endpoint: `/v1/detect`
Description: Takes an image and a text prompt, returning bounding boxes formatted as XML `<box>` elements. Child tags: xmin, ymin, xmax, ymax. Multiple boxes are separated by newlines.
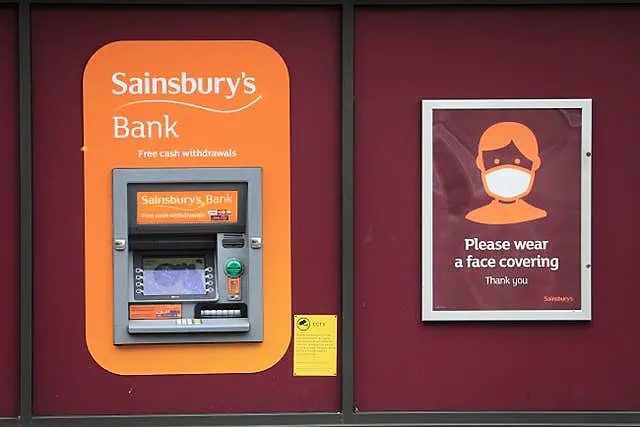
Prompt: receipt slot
<box><xmin>112</xmin><ymin>168</ymin><xmax>263</xmax><ymax>345</ymax></box>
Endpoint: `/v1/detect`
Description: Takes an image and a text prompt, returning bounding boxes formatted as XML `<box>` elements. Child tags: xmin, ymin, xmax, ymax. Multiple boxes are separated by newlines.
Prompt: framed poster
<box><xmin>421</xmin><ymin>99</ymin><xmax>591</xmax><ymax>321</ymax></box>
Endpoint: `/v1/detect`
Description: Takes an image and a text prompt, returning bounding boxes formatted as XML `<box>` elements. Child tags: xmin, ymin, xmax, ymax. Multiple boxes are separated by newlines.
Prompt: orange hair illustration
<box><xmin>475</xmin><ymin>121</ymin><xmax>541</xmax><ymax>172</ymax></box>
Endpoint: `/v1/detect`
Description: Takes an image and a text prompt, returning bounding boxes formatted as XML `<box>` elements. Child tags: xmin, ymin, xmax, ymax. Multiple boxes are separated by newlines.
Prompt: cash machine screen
<box><xmin>141</xmin><ymin>257</ymin><xmax>207</xmax><ymax>296</ymax></box>
<box><xmin>134</xmin><ymin>254</ymin><xmax>215</xmax><ymax>300</ymax></box>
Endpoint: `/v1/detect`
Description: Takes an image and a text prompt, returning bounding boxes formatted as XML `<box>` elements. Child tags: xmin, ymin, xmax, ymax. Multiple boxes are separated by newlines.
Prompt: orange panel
<box><xmin>83</xmin><ymin>40</ymin><xmax>291</xmax><ymax>375</ymax></box>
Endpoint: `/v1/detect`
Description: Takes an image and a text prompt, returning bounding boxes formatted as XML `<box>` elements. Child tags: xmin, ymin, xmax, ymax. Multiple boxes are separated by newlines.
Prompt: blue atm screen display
<box><xmin>142</xmin><ymin>257</ymin><xmax>207</xmax><ymax>296</ymax></box>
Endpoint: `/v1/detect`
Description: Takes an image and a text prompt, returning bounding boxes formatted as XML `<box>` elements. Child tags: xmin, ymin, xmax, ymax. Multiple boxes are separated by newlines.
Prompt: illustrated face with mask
<box><xmin>480</xmin><ymin>140</ymin><xmax>536</xmax><ymax>202</ymax></box>
<box><xmin>465</xmin><ymin>121</ymin><xmax>547</xmax><ymax>225</ymax></box>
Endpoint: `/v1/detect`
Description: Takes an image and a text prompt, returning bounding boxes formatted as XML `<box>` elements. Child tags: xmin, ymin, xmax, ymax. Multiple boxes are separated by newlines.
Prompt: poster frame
<box><xmin>421</xmin><ymin>98</ymin><xmax>592</xmax><ymax>322</ymax></box>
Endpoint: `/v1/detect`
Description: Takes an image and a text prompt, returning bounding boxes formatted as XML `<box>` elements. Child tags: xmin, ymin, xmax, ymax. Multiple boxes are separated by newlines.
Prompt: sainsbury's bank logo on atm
<box><xmin>140</xmin><ymin>192</ymin><xmax>234</xmax><ymax>208</ymax></box>
<box><xmin>137</xmin><ymin>190</ymin><xmax>239</xmax><ymax>225</ymax></box>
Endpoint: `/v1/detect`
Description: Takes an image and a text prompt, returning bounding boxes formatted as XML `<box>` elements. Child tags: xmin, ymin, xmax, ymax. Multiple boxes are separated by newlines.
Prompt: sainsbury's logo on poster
<box><xmin>111</xmin><ymin>71</ymin><xmax>257</xmax><ymax>100</ymax></box>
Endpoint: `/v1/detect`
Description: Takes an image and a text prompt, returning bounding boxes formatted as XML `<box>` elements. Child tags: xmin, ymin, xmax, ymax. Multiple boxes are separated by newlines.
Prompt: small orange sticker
<box><xmin>136</xmin><ymin>190</ymin><xmax>238</xmax><ymax>224</ymax></box>
<box><xmin>228</xmin><ymin>278</ymin><xmax>241</xmax><ymax>295</ymax></box>
<box><xmin>129</xmin><ymin>304</ymin><xmax>182</xmax><ymax>320</ymax></box>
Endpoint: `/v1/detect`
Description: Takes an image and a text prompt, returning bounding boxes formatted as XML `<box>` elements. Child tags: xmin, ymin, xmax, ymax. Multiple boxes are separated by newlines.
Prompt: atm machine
<box><xmin>111</xmin><ymin>168</ymin><xmax>263</xmax><ymax>345</ymax></box>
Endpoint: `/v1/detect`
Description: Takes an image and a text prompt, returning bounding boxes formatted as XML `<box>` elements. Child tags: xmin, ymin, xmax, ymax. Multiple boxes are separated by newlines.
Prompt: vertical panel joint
<box><xmin>340</xmin><ymin>0</ymin><xmax>355</xmax><ymax>422</ymax></box>
<box><xmin>18</xmin><ymin>0</ymin><xmax>33</xmax><ymax>421</ymax></box>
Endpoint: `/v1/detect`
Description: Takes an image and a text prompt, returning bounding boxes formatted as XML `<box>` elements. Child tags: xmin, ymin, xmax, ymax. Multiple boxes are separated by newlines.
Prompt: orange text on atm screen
<box><xmin>136</xmin><ymin>190</ymin><xmax>238</xmax><ymax>225</ymax></box>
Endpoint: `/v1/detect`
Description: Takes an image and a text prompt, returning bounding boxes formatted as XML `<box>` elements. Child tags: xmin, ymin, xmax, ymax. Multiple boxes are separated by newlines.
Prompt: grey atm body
<box><xmin>112</xmin><ymin>168</ymin><xmax>263</xmax><ymax>345</ymax></box>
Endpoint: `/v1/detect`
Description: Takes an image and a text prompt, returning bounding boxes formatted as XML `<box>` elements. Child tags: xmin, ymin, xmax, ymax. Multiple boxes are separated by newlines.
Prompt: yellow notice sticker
<box><xmin>293</xmin><ymin>315</ymin><xmax>338</xmax><ymax>377</ymax></box>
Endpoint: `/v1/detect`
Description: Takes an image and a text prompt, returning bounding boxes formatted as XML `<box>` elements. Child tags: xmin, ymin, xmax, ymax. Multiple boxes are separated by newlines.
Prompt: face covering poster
<box><xmin>421</xmin><ymin>99</ymin><xmax>592</xmax><ymax>321</ymax></box>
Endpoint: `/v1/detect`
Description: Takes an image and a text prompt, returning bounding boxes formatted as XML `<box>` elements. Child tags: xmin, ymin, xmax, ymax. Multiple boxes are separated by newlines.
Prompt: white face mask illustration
<box><xmin>483</xmin><ymin>167</ymin><xmax>532</xmax><ymax>200</ymax></box>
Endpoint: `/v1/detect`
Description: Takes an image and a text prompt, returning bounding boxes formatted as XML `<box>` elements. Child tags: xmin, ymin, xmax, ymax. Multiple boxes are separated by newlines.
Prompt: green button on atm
<box><xmin>225</xmin><ymin>259</ymin><xmax>244</xmax><ymax>278</ymax></box>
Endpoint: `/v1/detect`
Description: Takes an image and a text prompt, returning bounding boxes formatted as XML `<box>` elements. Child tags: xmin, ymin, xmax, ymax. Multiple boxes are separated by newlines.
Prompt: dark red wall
<box><xmin>355</xmin><ymin>6</ymin><xmax>640</xmax><ymax>411</ymax></box>
<box><xmin>32</xmin><ymin>6</ymin><xmax>341</xmax><ymax>416</ymax></box>
<box><xmin>0</xmin><ymin>6</ymin><xmax>18</xmax><ymax>418</ymax></box>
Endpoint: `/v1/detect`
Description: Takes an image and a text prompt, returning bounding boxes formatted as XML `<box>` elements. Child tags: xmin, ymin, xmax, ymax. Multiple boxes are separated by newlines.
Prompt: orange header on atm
<box><xmin>136</xmin><ymin>190</ymin><xmax>238</xmax><ymax>224</ymax></box>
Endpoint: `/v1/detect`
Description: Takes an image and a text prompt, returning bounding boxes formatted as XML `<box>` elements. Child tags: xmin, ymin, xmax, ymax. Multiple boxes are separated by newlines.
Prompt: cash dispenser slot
<box><xmin>112</xmin><ymin>168</ymin><xmax>263</xmax><ymax>345</ymax></box>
